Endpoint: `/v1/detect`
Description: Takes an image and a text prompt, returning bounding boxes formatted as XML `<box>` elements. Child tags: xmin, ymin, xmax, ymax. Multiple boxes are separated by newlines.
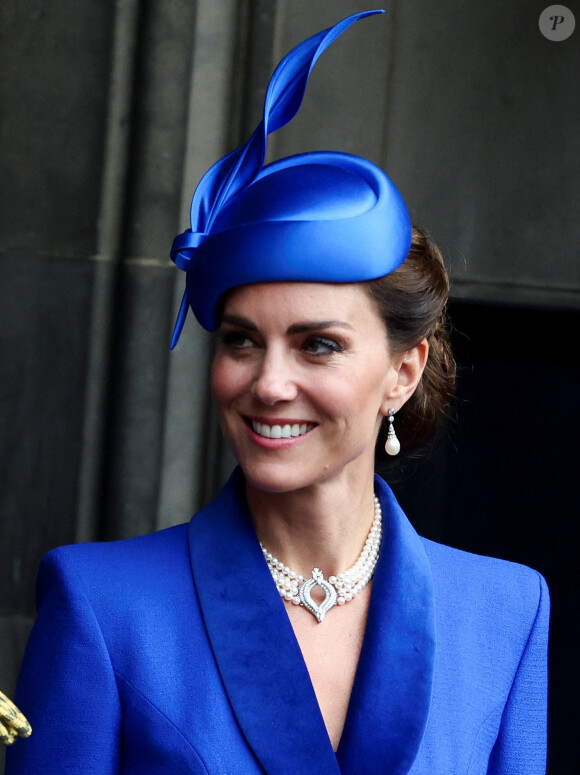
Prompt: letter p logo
<box><xmin>539</xmin><ymin>5</ymin><xmax>576</xmax><ymax>40</ymax></box>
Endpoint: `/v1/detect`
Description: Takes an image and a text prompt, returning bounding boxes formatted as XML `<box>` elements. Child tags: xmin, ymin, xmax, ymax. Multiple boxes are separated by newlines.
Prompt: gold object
<box><xmin>0</xmin><ymin>690</ymin><xmax>31</xmax><ymax>745</ymax></box>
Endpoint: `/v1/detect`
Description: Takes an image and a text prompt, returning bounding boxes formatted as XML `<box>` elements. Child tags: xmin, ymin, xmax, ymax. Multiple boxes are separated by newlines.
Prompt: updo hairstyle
<box><xmin>364</xmin><ymin>226</ymin><xmax>456</xmax><ymax>451</ymax></box>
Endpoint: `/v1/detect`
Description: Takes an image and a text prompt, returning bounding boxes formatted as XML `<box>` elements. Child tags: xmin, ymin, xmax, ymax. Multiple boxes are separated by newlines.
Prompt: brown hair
<box><xmin>363</xmin><ymin>225</ymin><xmax>456</xmax><ymax>451</ymax></box>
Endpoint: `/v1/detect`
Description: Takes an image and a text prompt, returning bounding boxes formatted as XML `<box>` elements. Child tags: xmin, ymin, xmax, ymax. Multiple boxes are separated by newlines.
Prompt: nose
<box><xmin>252</xmin><ymin>348</ymin><xmax>298</xmax><ymax>405</ymax></box>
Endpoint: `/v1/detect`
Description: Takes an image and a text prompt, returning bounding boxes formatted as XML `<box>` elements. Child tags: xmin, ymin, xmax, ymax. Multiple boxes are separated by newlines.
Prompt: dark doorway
<box><xmin>378</xmin><ymin>301</ymin><xmax>579</xmax><ymax>775</ymax></box>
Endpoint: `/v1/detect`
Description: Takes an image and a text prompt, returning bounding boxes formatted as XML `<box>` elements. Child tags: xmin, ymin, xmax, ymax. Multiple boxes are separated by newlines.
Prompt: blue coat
<box><xmin>7</xmin><ymin>471</ymin><xmax>549</xmax><ymax>774</ymax></box>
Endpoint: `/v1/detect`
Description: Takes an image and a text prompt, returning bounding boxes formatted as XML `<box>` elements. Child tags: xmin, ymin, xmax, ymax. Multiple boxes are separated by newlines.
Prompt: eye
<box><xmin>302</xmin><ymin>336</ymin><xmax>344</xmax><ymax>356</ymax></box>
<box><xmin>219</xmin><ymin>330</ymin><xmax>254</xmax><ymax>349</ymax></box>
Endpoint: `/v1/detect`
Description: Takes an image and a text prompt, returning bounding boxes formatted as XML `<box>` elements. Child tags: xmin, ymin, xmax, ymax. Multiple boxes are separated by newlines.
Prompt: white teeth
<box><xmin>252</xmin><ymin>421</ymin><xmax>314</xmax><ymax>439</ymax></box>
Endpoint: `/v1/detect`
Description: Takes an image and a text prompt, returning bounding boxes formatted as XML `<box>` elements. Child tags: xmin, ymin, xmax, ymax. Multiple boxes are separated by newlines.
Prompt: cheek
<box><xmin>210</xmin><ymin>356</ymin><xmax>233</xmax><ymax>406</ymax></box>
<box><xmin>211</xmin><ymin>354</ymin><xmax>250</xmax><ymax>406</ymax></box>
<box><xmin>354</xmin><ymin>366</ymin><xmax>394</xmax><ymax>418</ymax></box>
<box><xmin>317</xmin><ymin>367</ymin><xmax>388</xmax><ymax>422</ymax></box>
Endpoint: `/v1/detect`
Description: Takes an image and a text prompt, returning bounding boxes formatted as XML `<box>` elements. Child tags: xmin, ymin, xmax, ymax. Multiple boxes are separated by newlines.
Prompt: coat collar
<box><xmin>188</xmin><ymin>469</ymin><xmax>435</xmax><ymax>775</ymax></box>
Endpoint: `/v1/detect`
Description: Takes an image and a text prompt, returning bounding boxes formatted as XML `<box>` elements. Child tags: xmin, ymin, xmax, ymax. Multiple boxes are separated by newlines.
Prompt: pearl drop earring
<box><xmin>385</xmin><ymin>409</ymin><xmax>400</xmax><ymax>456</ymax></box>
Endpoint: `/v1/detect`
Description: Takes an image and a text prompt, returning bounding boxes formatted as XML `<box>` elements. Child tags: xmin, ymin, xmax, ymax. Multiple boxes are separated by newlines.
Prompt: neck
<box><xmin>246</xmin><ymin>471</ymin><xmax>377</xmax><ymax>579</ymax></box>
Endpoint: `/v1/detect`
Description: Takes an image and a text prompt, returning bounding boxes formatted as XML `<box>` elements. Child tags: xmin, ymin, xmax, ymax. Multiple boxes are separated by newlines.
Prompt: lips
<box><xmin>249</xmin><ymin>420</ymin><xmax>316</xmax><ymax>439</ymax></box>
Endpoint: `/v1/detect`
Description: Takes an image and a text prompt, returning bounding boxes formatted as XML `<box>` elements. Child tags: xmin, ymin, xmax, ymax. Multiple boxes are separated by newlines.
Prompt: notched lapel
<box><xmin>337</xmin><ymin>475</ymin><xmax>435</xmax><ymax>775</ymax></box>
<box><xmin>188</xmin><ymin>470</ymin><xmax>341</xmax><ymax>775</ymax></box>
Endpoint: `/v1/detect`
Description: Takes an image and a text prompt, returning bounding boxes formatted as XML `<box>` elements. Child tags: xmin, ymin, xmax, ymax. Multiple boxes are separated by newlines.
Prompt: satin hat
<box><xmin>170</xmin><ymin>9</ymin><xmax>411</xmax><ymax>343</ymax></box>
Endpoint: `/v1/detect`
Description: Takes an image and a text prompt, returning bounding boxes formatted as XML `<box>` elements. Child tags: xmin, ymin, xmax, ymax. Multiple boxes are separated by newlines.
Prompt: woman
<box><xmin>7</xmin><ymin>10</ymin><xmax>548</xmax><ymax>774</ymax></box>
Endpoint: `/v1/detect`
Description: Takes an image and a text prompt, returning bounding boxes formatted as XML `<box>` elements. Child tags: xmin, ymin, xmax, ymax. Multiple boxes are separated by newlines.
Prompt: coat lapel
<box><xmin>188</xmin><ymin>469</ymin><xmax>341</xmax><ymax>775</ymax></box>
<box><xmin>336</xmin><ymin>475</ymin><xmax>435</xmax><ymax>774</ymax></box>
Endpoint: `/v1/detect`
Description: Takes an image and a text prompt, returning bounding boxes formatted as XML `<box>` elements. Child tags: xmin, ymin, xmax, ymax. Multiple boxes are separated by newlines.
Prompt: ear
<box><xmin>380</xmin><ymin>339</ymin><xmax>429</xmax><ymax>416</ymax></box>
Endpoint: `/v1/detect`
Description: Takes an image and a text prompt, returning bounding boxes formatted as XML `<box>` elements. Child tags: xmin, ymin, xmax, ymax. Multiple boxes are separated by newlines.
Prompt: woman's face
<box><xmin>211</xmin><ymin>281</ymin><xmax>407</xmax><ymax>494</ymax></box>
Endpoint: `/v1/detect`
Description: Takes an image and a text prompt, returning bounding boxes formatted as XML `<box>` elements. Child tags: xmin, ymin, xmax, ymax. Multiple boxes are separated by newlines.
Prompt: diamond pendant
<box><xmin>299</xmin><ymin>568</ymin><xmax>338</xmax><ymax>623</ymax></box>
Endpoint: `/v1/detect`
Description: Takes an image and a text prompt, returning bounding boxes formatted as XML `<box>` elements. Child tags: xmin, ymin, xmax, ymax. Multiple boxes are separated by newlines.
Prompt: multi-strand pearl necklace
<box><xmin>260</xmin><ymin>495</ymin><xmax>382</xmax><ymax>623</ymax></box>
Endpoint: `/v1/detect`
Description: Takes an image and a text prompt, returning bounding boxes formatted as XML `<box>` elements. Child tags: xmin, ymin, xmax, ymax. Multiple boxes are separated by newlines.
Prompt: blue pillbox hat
<box><xmin>170</xmin><ymin>9</ymin><xmax>411</xmax><ymax>342</ymax></box>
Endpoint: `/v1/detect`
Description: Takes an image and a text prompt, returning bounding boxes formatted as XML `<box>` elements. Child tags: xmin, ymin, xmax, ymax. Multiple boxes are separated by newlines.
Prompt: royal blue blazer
<box><xmin>7</xmin><ymin>471</ymin><xmax>549</xmax><ymax>774</ymax></box>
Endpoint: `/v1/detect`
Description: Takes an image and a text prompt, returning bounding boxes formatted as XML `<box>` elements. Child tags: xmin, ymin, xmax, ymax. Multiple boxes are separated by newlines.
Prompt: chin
<box><xmin>240</xmin><ymin>459</ymin><xmax>316</xmax><ymax>495</ymax></box>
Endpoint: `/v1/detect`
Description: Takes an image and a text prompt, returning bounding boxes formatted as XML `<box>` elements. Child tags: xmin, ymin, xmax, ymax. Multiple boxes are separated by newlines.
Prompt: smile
<box><xmin>250</xmin><ymin>421</ymin><xmax>316</xmax><ymax>439</ymax></box>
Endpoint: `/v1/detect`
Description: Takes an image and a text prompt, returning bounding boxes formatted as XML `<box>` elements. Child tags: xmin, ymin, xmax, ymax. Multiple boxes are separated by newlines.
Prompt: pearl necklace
<box><xmin>260</xmin><ymin>495</ymin><xmax>382</xmax><ymax>623</ymax></box>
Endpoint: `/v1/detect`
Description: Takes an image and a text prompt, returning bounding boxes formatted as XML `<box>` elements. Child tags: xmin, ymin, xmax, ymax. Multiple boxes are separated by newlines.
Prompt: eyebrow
<box><xmin>221</xmin><ymin>314</ymin><xmax>353</xmax><ymax>334</ymax></box>
<box><xmin>287</xmin><ymin>320</ymin><xmax>354</xmax><ymax>334</ymax></box>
